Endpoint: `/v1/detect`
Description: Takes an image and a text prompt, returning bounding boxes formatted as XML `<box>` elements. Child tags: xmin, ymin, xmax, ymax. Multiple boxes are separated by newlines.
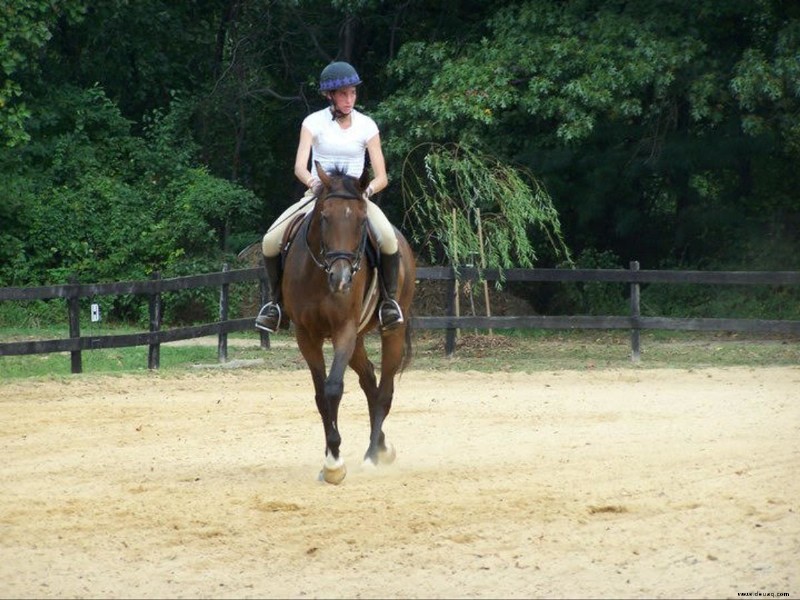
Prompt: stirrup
<box><xmin>255</xmin><ymin>302</ymin><xmax>282</xmax><ymax>333</ymax></box>
<box><xmin>378</xmin><ymin>299</ymin><xmax>404</xmax><ymax>330</ymax></box>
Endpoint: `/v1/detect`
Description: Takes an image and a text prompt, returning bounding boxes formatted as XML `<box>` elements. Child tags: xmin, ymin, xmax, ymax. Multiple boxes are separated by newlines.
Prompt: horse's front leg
<box><xmin>315</xmin><ymin>326</ymin><xmax>358</xmax><ymax>484</ymax></box>
<box><xmin>294</xmin><ymin>326</ymin><xmax>345</xmax><ymax>484</ymax></box>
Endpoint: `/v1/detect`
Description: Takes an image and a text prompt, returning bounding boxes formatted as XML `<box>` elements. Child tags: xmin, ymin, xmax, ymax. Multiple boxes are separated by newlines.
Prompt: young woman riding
<box><xmin>255</xmin><ymin>61</ymin><xmax>404</xmax><ymax>333</ymax></box>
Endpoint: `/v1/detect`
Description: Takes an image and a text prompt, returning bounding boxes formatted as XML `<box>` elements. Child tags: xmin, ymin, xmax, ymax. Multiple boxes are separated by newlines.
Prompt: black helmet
<box><xmin>319</xmin><ymin>61</ymin><xmax>362</xmax><ymax>92</ymax></box>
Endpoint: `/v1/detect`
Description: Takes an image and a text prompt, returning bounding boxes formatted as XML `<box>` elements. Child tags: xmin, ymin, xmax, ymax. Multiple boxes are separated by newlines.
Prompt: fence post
<box><xmin>445</xmin><ymin>265</ymin><xmax>457</xmax><ymax>357</ymax></box>
<box><xmin>475</xmin><ymin>208</ymin><xmax>493</xmax><ymax>336</ymax></box>
<box><xmin>218</xmin><ymin>263</ymin><xmax>229</xmax><ymax>363</ymax></box>
<box><xmin>148</xmin><ymin>272</ymin><xmax>162</xmax><ymax>370</ymax></box>
<box><xmin>629</xmin><ymin>260</ymin><xmax>641</xmax><ymax>363</ymax></box>
<box><xmin>67</xmin><ymin>275</ymin><xmax>82</xmax><ymax>374</ymax></box>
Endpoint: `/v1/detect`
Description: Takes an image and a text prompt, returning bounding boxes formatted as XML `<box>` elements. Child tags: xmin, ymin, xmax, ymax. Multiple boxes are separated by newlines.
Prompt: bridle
<box><xmin>305</xmin><ymin>190</ymin><xmax>369</xmax><ymax>275</ymax></box>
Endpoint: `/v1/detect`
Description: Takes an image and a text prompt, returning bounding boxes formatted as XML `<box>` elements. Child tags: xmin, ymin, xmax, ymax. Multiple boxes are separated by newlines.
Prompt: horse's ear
<box><xmin>359</xmin><ymin>169</ymin><xmax>369</xmax><ymax>192</ymax></box>
<box><xmin>315</xmin><ymin>161</ymin><xmax>330</xmax><ymax>188</ymax></box>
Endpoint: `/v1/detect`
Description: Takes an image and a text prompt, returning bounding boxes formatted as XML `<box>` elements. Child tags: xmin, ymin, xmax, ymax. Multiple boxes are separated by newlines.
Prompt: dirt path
<box><xmin>1</xmin><ymin>367</ymin><xmax>798</xmax><ymax>599</ymax></box>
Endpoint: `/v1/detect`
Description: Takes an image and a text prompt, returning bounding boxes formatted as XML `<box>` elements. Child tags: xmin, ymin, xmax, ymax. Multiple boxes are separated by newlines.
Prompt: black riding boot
<box><xmin>378</xmin><ymin>251</ymin><xmax>404</xmax><ymax>330</ymax></box>
<box><xmin>255</xmin><ymin>255</ymin><xmax>283</xmax><ymax>333</ymax></box>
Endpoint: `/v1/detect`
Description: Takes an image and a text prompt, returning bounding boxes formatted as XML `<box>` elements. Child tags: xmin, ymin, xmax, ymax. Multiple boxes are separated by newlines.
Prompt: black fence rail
<box><xmin>1</xmin><ymin>262</ymin><xmax>799</xmax><ymax>373</ymax></box>
<box><xmin>416</xmin><ymin>262</ymin><xmax>800</xmax><ymax>356</ymax></box>
<box><xmin>0</xmin><ymin>266</ymin><xmax>263</xmax><ymax>374</ymax></box>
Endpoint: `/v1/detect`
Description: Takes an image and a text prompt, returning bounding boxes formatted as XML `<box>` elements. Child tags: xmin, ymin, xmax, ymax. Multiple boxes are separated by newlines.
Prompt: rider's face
<box><xmin>329</xmin><ymin>86</ymin><xmax>357</xmax><ymax>114</ymax></box>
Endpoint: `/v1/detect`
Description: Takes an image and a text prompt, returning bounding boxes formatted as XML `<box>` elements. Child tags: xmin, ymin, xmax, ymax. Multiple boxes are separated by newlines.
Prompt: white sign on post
<box><xmin>90</xmin><ymin>303</ymin><xmax>101</xmax><ymax>322</ymax></box>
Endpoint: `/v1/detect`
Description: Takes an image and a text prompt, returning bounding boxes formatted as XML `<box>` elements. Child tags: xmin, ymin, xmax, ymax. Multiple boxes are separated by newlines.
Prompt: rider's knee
<box><xmin>262</xmin><ymin>231</ymin><xmax>282</xmax><ymax>257</ymax></box>
<box><xmin>370</xmin><ymin>223</ymin><xmax>398</xmax><ymax>254</ymax></box>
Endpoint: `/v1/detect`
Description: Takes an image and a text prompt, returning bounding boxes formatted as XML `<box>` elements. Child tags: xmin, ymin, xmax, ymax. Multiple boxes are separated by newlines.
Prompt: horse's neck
<box><xmin>303</xmin><ymin>211</ymin><xmax>322</xmax><ymax>253</ymax></box>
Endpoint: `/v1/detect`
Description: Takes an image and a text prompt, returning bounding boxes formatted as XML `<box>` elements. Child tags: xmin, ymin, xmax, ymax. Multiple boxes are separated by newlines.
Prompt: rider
<box><xmin>255</xmin><ymin>61</ymin><xmax>404</xmax><ymax>333</ymax></box>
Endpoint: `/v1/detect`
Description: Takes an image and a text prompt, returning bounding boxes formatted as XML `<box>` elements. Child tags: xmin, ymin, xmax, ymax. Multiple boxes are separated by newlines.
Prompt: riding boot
<box><xmin>255</xmin><ymin>255</ymin><xmax>283</xmax><ymax>333</ymax></box>
<box><xmin>378</xmin><ymin>251</ymin><xmax>404</xmax><ymax>330</ymax></box>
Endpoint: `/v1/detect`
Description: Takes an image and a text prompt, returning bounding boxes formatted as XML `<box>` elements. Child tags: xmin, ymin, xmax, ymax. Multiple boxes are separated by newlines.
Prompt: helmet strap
<box><xmin>328</xmin><ymin>99</ymin><xmax>349</xmax><ymax>122</ymax></box>
<box><xmin>330</xmin><ymin>105</ymin><xmax>345</xmax><ymax>121</ymax></box>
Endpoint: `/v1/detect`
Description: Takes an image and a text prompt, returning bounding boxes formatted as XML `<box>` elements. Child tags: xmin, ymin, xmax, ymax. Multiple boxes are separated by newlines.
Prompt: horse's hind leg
<box><xmin>348</xmin><ymin>336</ymin><xmax>390</xmax><ymax>466</ymax></box>
<box><xmin>354</xmin><ymin>331</ymin><xmax>405</xmax><ymax>466</ymax></box>
<box><xmin>349</xmin><ymin>335</ymin><xmax>378</xmax><ymax>399</ymax></box>
<box><xmin>375</xmin><ymin>330</ymin><xmax>407</xmax><ymax>464</ymax></box>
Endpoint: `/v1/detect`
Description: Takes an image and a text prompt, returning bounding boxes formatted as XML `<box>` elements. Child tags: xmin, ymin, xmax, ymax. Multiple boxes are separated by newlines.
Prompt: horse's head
<box><xmin>313</xmin><ymin>161</ymin><xmax>370</xmax><ymax>295</ymax></box>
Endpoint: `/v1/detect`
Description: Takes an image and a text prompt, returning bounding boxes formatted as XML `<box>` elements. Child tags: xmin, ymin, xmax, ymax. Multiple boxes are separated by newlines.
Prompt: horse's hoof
<box><xmin>378</xmin><ymin>442</ymin><xmax>397</xmax><ymax>465</ymax></box>
<box><xmin>318</xmin><ymin>466</ymin><xmax>347</xmax><ymax>484</ymax></box>
<box><xmin>321</xmin><ymin>463</ymin><xmax>347</xmax><ymax>485</ymax></box>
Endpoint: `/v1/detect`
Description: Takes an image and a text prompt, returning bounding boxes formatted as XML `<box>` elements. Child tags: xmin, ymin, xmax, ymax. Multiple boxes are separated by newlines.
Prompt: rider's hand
<box><xmin>361</xmin><ymin>185</ymin><xmax>374</xmax><ymax>201</ymax></box>
<box><xmin>307</xmin><ymin>176</ymin><xmax>323</xmax><ymax>196</ymax></box>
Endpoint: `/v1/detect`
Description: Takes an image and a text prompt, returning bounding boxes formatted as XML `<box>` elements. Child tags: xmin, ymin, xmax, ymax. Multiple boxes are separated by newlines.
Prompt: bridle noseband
<box><xmin>306</xmin><ymin>191</ymin><xmax>369</xmax><ymax>275</ymax></box>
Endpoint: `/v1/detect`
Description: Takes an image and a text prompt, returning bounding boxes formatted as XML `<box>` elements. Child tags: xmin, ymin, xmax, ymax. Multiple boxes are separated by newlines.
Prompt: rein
<box><xmin>267</xmin><ymin>194</ymin><xmax>318</xmax><ymax>234</ymax></box>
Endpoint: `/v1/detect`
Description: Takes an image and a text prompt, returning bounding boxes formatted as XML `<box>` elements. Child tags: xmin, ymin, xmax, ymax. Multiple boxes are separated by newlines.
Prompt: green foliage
<box><xmin>377</xmin><ymin>2</ymin><xmax>702</xmax><ymax>152</ymax></box>
<box><xmin>401</xmin><ymin>143</ymin><xmax>571</xmax><ymax>275</ymax></box>
<box><xmin>44</xmin><ymin>1</ymin><xmax>221</xmax><ymax>120</ymax></box>
<box><xmin>377</xmin><ymin>0</ymin><xmax>800</xmax><ymax>272</ymax></box>
<box><xmin>0</xmin><ymin>0</ymin><xmax>87</xmax><ymax>146</ymax></box>
<box><xmin>0</xmin><ymin>300</ymin><xmax>51</xmax><ymax>330</ymax></box>
<box><xmin>1</xmin><ymin>0</ymin><xmax>799</xmax><ymax>329</ymax></box>
<box><xmin>0</xmin><ymin>85</ymin><xmax>260</xmax><ymax>323</ymax></box>
<box><xmin>641</xmin><ymin>283</ymin><xmax>800</xmax><ymax>321</ymax></box>
<box><xmin>551</xmin><ymin>249</ymin><xmax>629</xmax><ymax>316</ymax></box>
<box><xmin>730</xmin><ymin>19</ymin><xmax>800</xmax><ymax>155</ymax></box>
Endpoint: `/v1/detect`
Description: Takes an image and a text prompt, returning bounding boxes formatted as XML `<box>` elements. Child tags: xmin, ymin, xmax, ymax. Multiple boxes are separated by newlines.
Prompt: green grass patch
<box><xmin>1</xmin><ymin>328</ymin><xmax>798</xmax><ymax>381</ymax></box>
<box><xmin>0</xmin><ymin>344</ymin><xmax>247</xmax><ymax>379</ymax></box>
<box><xmin>410</xmin><ymin>330</ymin><xmax>800</xmax><ymax>372</ymax></box>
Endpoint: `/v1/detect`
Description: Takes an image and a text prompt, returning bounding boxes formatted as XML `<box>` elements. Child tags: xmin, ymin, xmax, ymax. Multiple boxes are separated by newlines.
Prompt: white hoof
<box><xmin>320</xmin><ymin>454</ymin><xmax>347</xmax><ymax>485</ymax></box>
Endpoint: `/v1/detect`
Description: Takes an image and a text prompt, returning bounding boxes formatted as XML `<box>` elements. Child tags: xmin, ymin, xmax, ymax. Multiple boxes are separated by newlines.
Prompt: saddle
<box><xmin>280</xmin><ymin>212</ymin><xmax>382</xmax><ymax>333</ymax></box>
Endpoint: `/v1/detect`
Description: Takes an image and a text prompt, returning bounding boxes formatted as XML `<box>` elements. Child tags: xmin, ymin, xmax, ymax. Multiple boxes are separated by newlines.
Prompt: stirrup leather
<box><xmin>255</xmin><ymin>302</ymin><xmax>282</xmax><ymax>333</ymax></box>
<box><xmin>378</xmin><ymin>298</ymin><xmax>404</xmax><ymax>329</ymax></box>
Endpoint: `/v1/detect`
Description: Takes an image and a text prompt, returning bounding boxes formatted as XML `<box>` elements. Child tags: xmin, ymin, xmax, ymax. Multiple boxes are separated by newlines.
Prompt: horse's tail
<box><xmin>400</xmin><ymin>307</ymin><xmax>413</xmax><ymax>374</ymax></box>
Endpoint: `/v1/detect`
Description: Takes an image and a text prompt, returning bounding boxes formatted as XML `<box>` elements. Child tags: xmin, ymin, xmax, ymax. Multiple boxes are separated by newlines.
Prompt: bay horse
<box><xmin>281</xmin><ymin>162</ymin><xmax>416</xmax><ymax>484</ymax></box>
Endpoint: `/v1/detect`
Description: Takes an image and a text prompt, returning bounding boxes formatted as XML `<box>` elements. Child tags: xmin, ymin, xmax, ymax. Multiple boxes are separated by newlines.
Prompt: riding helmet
<box><xmin>319</xmin><ymin>61</ymin><xmax>362</xmax><ymax>92</ymax></box>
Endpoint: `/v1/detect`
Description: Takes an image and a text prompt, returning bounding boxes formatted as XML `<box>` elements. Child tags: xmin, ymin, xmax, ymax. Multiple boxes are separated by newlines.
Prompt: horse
<box><xmin>280</xmin><ymin>162</ymin><xmax>416</xmax><ymax>485</ymax></box>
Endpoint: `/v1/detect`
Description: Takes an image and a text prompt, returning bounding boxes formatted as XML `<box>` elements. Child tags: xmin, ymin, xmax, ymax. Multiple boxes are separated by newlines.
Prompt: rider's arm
<box><xmin>294</xmin><ymin>125</ymin><xmax>316</xmax><ymax>188</ymax></box>
<box><xmin>365</xmin><ymin>133</ymin><xmax>388</xmax><ymax>196</ymax></box>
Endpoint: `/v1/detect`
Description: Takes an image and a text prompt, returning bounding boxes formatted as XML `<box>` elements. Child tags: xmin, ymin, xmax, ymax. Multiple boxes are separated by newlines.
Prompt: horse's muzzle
<box><xmin>327</xmin><ymin>261</ymin><xmax>354</xmax><ymax>294</ymax></box>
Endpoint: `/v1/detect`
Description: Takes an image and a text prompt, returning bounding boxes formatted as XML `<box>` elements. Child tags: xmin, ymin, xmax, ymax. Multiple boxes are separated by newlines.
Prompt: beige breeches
<box><xmin>261</xmin><ymin>189</ymin><xmax>399</xmax><ymax>257</ymax></box>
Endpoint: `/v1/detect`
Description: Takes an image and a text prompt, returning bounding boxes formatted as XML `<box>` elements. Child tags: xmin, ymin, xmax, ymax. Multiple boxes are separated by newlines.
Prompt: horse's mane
<box><xmin>328</xmin><ymin>166</ymin><xmax>350</xmax><ymax>178</ymax></box>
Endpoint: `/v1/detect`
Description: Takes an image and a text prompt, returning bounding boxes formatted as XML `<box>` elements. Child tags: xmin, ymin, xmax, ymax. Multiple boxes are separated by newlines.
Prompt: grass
<box><xmin>0</xmin><ymin>345</ymin><xmax>226</xmax><ymax>379</ymax></box>
<box><xmin>418</xmin><ymin>330</ymin><xmax>800</xmax><ymax>371</ymax></box>
<box><xmin>1</xmin><ymin>327</ymin><xmax>798</xmax><ymax>381</ymax></box>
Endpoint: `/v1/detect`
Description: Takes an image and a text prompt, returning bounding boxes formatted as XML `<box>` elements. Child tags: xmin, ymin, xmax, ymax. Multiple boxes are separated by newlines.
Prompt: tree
<box><xmin>3</xmin><ymin>0</ymin><xmax>799</xmax><ymax>309</ymax></box>
<box><xmin>0</xmin><ymin>84</ymin><xmax>260</xmax><ymax>295</ymax></box>
<box><xmin>401</xmin><ymin>142</ymin><xmax>571</xmax><ymax>271</ymax></box>
<box><xmin>376</xmin><ymin>0</ymin><xmax>800</xmax><ymax>269</ymax></box>
<box><xmin>0</xmin><ymin>0</ymin><xmax>87</xmax><ymax>147</ymax></box>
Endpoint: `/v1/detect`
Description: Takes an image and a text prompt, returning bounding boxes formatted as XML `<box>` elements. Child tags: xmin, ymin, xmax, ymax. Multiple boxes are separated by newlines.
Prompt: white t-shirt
<box><xmin>303</xmin><ymin>107</ymin><xmax>379</xmax><ymax>179</ymax></box>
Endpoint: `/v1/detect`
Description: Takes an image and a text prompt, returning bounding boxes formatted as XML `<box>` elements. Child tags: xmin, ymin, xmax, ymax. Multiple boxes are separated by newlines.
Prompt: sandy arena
<box><xmin>0</xmin><ymin>366</ymin><xmax>798</xmax><ymax>599</ymax></box>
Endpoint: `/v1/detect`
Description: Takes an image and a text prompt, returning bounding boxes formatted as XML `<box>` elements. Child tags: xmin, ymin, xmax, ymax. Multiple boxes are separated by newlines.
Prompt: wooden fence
<box><xmin>1</xmin><ymin>262</ymin><xmax>798</xmax><ymax>373</ymax></box>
